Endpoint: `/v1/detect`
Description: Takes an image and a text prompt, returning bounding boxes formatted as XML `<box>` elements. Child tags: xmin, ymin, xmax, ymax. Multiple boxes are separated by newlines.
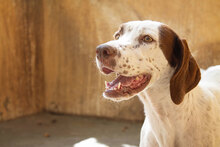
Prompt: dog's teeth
<box><xmin>105</xmin><ymin>81</ymin><xmax>108</xmax><ymax>87</ymax></box>
<box><xmin>138</xmin><ymin>75</ymin><xmax>143</xmax><ymax>80</ymax></box>
<box><xmin>118</xmin><ymin>82</ymin><xmax>121</xmax><ymax>89</ymax></box>
<box><xmin>114</xmin><ymin>87</ymin><xmax>117</xmax><ymax>90</ymax></box>
<box><xmin>136</xmin><ymin>77</ymin><xmax>139</xmax><ymax>81</ymax></box>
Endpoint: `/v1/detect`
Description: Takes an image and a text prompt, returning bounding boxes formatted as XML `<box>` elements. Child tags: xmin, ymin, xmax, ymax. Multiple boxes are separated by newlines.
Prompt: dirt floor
<box><xmin>0</xmin><ymin>112</ymin><xmax>142</xmax><ymax>147</ymax></box>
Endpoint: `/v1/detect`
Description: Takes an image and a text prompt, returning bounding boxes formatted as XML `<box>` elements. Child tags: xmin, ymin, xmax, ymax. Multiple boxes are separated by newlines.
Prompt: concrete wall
<box><xmin>0</xmin><ymin>0</ymin><xmax>45</xmax><ymax>121</ymax></box>
<box><xmin>0</xmin><ymin>0</ymin><xmax>220</xmax><ymax>121</ymax></box>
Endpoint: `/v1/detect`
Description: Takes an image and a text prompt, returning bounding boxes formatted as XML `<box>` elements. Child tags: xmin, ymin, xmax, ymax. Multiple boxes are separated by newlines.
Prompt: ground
<box><xmin>0</xmin><ymin>112</ymin><xmax>142</xmax><ymax>147</ymax></box>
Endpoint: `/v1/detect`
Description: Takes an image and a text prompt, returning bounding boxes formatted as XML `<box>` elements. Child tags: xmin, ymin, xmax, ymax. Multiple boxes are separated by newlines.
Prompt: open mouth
<box><xmin>101</xmin><ymin>67</ymin><xmax>151</xmax><ymax>98</ymax></box>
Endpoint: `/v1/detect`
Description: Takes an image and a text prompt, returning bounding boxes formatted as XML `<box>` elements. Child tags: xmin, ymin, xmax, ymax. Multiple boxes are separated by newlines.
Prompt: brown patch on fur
<box><xmin>123</xmin><ymin>64</ymin><xmax>127</xmax><ymax>67</ymax></box>
<box><xmin>127</xmin><ymin>26</ymin><xmax>132</xmax><ymax>32</ymax></box>
<box><xmin>126</xmin><ymin>59</ymin><xmax>129</xmax><ymax>63</ymax></box>
<box><xmin>139</xmin><ymin>59</ymin><xmax>143</xmax><ymax>61</ymax></box>
<box><xmin>119</xmin><ymin>65</ymin><xmax>122</xmax><ymax>68</ymax></box>
<box><xmin>110</xmin><ymin>59</ymin><xmax>116</xmax><ymax>67</ymax></box>
<box><xmin>170</xmin><ymin>40</ymin><xmax>201</xmax><ymax>104</ymax></box>
<box><xmin>114</xmin><ymin>25</ymin><xmax>124</xmax><ymax>39</ymax></box>
<box><xmin>118</xmin><ymin>52</ymin><xmax>121</xmax><ymax>58</ymax></box>
<box><xmin>133</xmin><ymin>44</ymin><xmax>140</xmax><ymax>49</ymax></box>
<box><xmin>153</xmin><ymin>65</ymin><xmax>160</xmax><ymax>71</ymax></box>
<box><xmin>150</xmin><ymin>68</ymin><xmax>153</xmax><ymax>71</ymax></box>
<box><xmin>119</xmin><ymin>25</ymin><xmax>124</xmax><ymax>34</ymax></box>
<box><xmin>137</xmin><ymin>67</ymin><xmax>140</xmax><ymax>69</ymax></box>
<box><xmin>123</xmin><ymin>70</ymin><xmax>128</xmax><ymax>74</ymax></box>
<box><xmin>159</xmin><ymin>25</ymin><xmax>179</xmax><ymax>67</ymax></box>
<box><xmin>127</xmin><ymin>65</ymin><xmax>131</xmax><ymax>68</ymax></box>
<box><xmin>159</xmin><ymin>25</ymin><xmax>201</xmax><ymax>104</ymax></box>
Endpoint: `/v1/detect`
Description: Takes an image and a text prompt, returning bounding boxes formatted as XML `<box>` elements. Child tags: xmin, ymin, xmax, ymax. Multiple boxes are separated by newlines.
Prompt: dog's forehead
<box><xmin>123</xmin><ymin>20</ymin><xmax>163</xmax><ymax>33</ymax></box>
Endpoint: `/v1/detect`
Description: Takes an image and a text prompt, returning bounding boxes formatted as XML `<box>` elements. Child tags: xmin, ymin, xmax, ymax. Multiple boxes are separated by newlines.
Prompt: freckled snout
<box><xmin>96</xmin><ymin>44</ymin><xmax>117</xmax><ymax>68</ymax></box>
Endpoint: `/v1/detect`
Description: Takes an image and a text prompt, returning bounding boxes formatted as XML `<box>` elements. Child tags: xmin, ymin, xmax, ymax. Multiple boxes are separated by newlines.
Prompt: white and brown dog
<box><xmin>96</xmin><ymin>20</ymin><xmax>220</xmax><ymax>147</ymax></box>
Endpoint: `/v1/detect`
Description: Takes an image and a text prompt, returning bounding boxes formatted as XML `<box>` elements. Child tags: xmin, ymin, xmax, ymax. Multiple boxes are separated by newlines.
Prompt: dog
<box><xmin>96</xmin><ymin>20</ymin><xmax>220</xmax><ymax>147</ymax></box>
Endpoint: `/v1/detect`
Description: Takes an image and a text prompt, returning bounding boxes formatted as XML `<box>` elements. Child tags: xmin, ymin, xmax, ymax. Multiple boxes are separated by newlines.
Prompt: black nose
<box><xmin>96</xmin><ymin>44</ymin><xmax>116</xmax><ymax>59</ymax></box>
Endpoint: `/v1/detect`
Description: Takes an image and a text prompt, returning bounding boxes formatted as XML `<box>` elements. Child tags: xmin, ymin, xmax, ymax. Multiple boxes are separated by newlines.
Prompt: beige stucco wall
<box><xmin>0</xmin><ymin>0</ymin><xmax>219</xmax><ymax>121</ymax></box>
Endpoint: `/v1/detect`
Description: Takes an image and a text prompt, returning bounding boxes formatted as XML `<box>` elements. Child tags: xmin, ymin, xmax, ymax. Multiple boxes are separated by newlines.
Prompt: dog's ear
<box><xmin>170</xmin><ymin>38</ymin><xmax>201</xmax><ymax>104</ymax></box>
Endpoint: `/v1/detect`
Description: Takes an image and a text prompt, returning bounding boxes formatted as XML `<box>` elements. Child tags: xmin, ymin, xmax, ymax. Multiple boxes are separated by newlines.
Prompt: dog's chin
<box><xmin>103</xmin><ymin>93</ymin><xmax>134</xmax><ymax>102</ymax></box>
<box><xmin>101</xmin><ymin>68</ymin><xmax>152</xmax><ymax>102</ymax></box>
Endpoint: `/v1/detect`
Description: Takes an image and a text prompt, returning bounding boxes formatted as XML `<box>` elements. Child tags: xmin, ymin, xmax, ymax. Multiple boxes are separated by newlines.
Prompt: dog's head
<box><xmin>96</xmin><ymin>20</ymin><xmax>200</xmax><ymax>104</ymax></box>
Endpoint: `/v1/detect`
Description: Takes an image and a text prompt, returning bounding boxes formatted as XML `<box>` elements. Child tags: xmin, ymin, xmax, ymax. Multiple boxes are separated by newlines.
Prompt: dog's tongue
<box><xmin>104</xmin><ymin>74</ymin><xmax>151</xmax><ymax>98</ymax></box>
<box><xmin>106</xmin><ymin>75</ymin><xmax>145</xmax><ymax>89</ymax></box>
<box><xmin>108</xmin><ymin>75</ymin><xmax>135</xmax><ymax>87</ymax></box>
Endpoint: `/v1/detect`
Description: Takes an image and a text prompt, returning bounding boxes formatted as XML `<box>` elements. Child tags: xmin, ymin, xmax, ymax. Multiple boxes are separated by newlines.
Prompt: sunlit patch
<box><xmin>73</xmin><ymin>137</ymin><xmax>109</xmax><ymax>147</ymax></box>
<box><xmin>121</xmin><ymin>144</ymin><xmax>137</xmax><ymax>147</ymax></box>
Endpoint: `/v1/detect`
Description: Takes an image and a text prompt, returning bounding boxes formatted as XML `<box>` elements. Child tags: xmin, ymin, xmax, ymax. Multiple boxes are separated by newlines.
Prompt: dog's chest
<box><xmin>139</xmin><ymin>89</ymin><xmax>220</xmax><ymax>147</ymax></box>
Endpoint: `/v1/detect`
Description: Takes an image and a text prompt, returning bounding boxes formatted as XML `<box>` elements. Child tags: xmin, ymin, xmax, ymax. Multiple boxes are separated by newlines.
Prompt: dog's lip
<box><xmin>102</xmin><ymin>67</ymin><xmax>114</xmax><ymax>74</ymax></box>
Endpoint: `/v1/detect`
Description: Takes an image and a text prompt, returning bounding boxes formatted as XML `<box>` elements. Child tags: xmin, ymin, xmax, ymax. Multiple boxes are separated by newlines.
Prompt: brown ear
<box><xmin>170</xmin><ymin>39</ymin><xmax>201</xmax><ymax>104</ymax></box>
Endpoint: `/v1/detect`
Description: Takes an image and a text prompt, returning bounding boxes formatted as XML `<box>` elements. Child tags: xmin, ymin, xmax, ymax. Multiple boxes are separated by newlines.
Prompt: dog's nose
<box><xmin>96</xmin><ymin>44</ymin><xmax>117</xmax><ymax>59</ymax></box>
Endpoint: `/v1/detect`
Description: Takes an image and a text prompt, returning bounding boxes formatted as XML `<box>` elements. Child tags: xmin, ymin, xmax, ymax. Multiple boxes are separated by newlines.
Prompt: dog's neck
<box><xmin>138</xmin><ymin>66</ymin><xmax>199</xmax><ymax>146</ymax></box>
<box><xmin>139</xmin><ymin>66</ymin><xmax>175</xmax><ymax>117</ymax></box>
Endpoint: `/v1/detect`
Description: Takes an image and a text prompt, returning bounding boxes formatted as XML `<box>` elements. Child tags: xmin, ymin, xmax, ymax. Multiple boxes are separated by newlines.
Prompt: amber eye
<box><xmin>143</xmin><ymin>35</ymin><xmax>153</xmax><ymax>43</ymax></box>
<box><xmin>115</xmin><ymin>34</ymin><xmax>120</xmax><ymax>40</ymax></box>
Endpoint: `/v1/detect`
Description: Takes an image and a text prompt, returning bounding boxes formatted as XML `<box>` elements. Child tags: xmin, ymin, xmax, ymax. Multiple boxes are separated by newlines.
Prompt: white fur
<box><xmin>139</xmin><ymin>65</ymin><xmax>220</xmax><ymax>147</ymax></box>
<box><xmin>96</xmin><ymin>20</ymin><xmax>220</xmax><ymax>147</ymax></box>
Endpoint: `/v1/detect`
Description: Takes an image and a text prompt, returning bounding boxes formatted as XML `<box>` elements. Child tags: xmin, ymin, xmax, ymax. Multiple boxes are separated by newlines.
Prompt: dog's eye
<box><xmin>143</xmin><ymin>35</ymin><xmax>153</xmax><ymax>43</ymax></box>
<box><xmin>115</xmin><ymin>34</ymin><xmax>120</xmax><ymax>40</ymax></box>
